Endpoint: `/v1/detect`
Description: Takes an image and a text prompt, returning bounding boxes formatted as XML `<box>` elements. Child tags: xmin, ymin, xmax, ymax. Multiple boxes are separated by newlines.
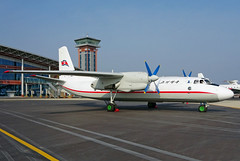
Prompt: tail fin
<box><xmin>59</xmin><ymin>46</ymin><xmax>74</xmax><ymax>71</ymax></box>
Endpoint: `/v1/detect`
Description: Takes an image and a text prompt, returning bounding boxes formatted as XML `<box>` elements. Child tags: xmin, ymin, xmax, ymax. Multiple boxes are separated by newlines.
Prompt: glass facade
<box><xmin>93</xmin><ymin>53</ymin><xmax>96</xmax><ymax>71</ymax></box>
<box><xmin>88</xmin><ymin>52</ymin><xmax>90</xmax><ymax>71</ymax></box>
<box><xmin>75</xmin><ymin>37</ymin><xmax>101</xmax><ymax>48</ymax></box>
<box><xmin>79</xmin><ymin>54</ymin><xmax>82</xmax><ymax>69</ymax></box>
<box><xmin>0</xmin><ymin>58</ymin><xmax>48</xmax><ymax>96</ymax></box>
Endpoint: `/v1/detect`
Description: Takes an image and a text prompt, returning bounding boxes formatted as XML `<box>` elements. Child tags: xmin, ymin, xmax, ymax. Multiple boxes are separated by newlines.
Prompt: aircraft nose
<box><xmin>218</xmin><ymin>87</ymin><xmax>234</xmax><ymax>101</ymax></box>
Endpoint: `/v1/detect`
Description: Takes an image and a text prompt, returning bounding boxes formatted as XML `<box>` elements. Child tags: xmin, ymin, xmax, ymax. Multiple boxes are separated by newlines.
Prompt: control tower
<box><xmin>74</xmin><ymin>35</ymin><xmax>101</xmax><ymax>71</ymax></box>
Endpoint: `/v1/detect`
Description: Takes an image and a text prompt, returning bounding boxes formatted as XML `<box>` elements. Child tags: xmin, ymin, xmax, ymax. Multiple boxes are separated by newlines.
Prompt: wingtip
<box><xmin>30</xmin><ymin>74</ymin><xmax>36</xmax><ymax>77</ymax></box>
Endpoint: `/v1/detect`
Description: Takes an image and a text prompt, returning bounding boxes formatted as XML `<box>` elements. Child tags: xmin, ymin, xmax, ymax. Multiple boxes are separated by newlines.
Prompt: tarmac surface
<box><xmin>0</xmin><ymin>98</ymin><xmax>240</xmax><ymax>161</ymax></box>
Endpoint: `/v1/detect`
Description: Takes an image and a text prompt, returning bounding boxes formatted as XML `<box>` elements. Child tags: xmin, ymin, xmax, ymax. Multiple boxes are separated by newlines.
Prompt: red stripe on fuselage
<box><xmin>62</xmin><ymin>85</ymin><xmax>215</xmax><ymax>95</ymax></box>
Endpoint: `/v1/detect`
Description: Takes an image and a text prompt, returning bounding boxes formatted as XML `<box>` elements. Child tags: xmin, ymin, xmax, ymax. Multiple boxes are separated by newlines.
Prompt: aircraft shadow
<box><xmin>118</xmin><ymin>103</ymin><xmax>225</xmax><ymax>112</ymax></box>
<box><xmin>45</xmin><ymin>102</ymin><xmax>225</xmax><ymax>114</ymax></box>
<box><xmin>45</xmin><ymin>102</ymin><xmax>106</xmax><ymax>114</ymax></box>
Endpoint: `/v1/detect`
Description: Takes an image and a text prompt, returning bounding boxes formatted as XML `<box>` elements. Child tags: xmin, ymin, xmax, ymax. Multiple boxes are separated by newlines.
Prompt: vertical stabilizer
<box><xmin>59</xmin><ymin>46</ymin><xmax>74</xmax><ymax>71</ymax></box>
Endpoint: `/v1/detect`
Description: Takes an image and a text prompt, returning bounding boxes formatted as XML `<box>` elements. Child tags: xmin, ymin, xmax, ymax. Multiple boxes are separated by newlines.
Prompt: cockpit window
<box><xmin>193</xmin><ymin>78</ymin><xmax>219</xmax><ymax>86</ymax></box>
<box><xmin>204</xmin><ymin>79</ymin><xmax>211</xmax><ymax>85</ymax></box>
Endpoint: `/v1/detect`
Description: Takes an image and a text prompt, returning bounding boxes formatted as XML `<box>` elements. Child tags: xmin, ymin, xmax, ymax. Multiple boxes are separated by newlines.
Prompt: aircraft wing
<box><xmin>31</xmin><ymin>75</ymin><xmax>65</xmax><ymax>83</ymax></box>
<box><xmin>4</xmin><ymin>70</ymin><xmax>124</xmax><ymax>78</ymax></box>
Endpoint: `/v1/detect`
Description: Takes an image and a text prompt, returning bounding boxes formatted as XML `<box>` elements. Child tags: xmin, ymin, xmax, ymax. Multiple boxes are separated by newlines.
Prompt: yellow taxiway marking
<box><xmin>0</xmin><ymin>128</ymin><xmax>59</xmax><ymax>161</ymax></box>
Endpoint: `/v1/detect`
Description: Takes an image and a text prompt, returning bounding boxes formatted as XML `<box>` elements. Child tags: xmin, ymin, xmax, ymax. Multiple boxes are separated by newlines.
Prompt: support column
<box><xmin>25</xmin><ymin>83</ymin><xmax>28</xmax><ymax>97</ymax></box>
<box><xmin>48</xmin><ymin>66</ymin><xmax>51</xmax><ymax>98</ymax></box>
<box><xmin>57</xmin><ymin>88</ymin><xmax>60</xmax><ymax>98</ymax></box>
<box><xmin>49</xmin><ymin>66</ymin><xmax>51</xmax><ymax>78</ymax></box>
<box><xmin>30</xmin><ymin>90</ymin><xmax>34</xmax><ymax>98</ymax></box>
<box><xmin>45</xmin><ymin>89</ymin><xmax>48</xmax><ymax>98</ymax></box>
<box><xmin>40</xmin><ymin>84</ymin><xmax>42</xmax><ymax>98</ymax></box>
<box><xmin>21</xmin><ymin>59</ymin><xmax>24</xmax><ymax>97</ymax></box>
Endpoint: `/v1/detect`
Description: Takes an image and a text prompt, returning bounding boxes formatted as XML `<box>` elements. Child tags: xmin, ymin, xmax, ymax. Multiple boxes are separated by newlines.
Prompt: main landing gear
<box><xmin>106</xmin><ymin>90</ymin><xmax>119</xmax><ymax>112</ymax></box>
<box><xmin>198</xmin><ymin>103</ymin><xmax>208</xmax><ymax>112</ymax></box>
<box><xmin>148</xmin><ymin>102</ymin><xmax>157</xmax><ymax>109</ymax></box>
<box><xmin>107</xmin><ymin>103</ymin><xmax>118</xmax><ymax>112</ymax></box>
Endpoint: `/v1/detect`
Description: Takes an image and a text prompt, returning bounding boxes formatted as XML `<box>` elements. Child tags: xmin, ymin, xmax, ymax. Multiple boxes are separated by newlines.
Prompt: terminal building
<box><xmin>0</xmin><ymin>35</ymin><xmax>101</xmax><ymax>96</ymax></box>
<box><xmin>0</xmin><ymin>44</ymin><xmax>59</xmax><ymax>97</ymax></box>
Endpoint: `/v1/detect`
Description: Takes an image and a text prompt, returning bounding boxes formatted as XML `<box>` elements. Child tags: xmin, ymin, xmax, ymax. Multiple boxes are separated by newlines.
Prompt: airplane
<box><xmin>193</xmin><ymin>72</ymin><xmax>239</xmax><ymax>97</ymax></box>
<box><xmin>220</xmin><ymin>80</ymin><xmax>240</xmax><ymax>96</ymax></box>
<box><xmin>4</xmin><ymin>46</ymin><xmax>234</xmax><ymax>112</ymax></box>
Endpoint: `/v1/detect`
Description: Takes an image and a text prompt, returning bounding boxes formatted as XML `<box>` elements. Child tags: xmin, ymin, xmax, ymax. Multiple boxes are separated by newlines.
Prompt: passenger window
<box><xmin>166</xmin><ymin>81</ymin><xmax>170</xmax><ymax>83</ymax></box>
<box><xmin>171</xmin><ymin>81</ymin><xmax>174</xmax><ymax>83</ymax></box>
<box><xmin>176</xmin><ymin>80</ymin><xmax>179</xmax><ymax>83</ymax></box>
<box><xmin>194</xmin><ymin>80</ymin><xmax>199</xmax><ymax>84</ymax></box>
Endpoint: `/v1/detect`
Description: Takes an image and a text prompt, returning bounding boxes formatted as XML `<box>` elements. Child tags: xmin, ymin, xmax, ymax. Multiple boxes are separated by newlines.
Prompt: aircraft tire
<box><xmin>148</xmin><ymin>102</ymin><xmax>157</xmax><ymax>109</ymax></box>
<box><xmin>107</xmin><ymin>103</ymin><xmax>116</xmax><ymax>112</ymax></box>
<box><xmin>198</xmin><ymin>105</ymin><xmax>207</xmax><ymax>112</ymax></box>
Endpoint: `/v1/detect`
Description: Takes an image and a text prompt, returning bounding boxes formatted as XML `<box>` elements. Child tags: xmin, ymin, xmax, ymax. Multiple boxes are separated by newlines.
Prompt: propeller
<box><xmin>182</xmin><ymin>69</ymin><xmax>192</xmax><ymax>83</ymax></box>
<box><xmin>144</xmin><ymin>61</ymin><xmax>160</xmax><ymax>94</ymax></box>
<box><xmin>182</xmin><ymin>69</ymin><xmax>192</xmax><ymax>77</ymax></box>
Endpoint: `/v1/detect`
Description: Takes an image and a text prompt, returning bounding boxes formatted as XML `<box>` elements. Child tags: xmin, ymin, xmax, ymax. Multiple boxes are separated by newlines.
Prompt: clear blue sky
<box><xmin>0</xmin><ymin>0</ymin><xmax>239</xmax><ymax>83</ymax></box>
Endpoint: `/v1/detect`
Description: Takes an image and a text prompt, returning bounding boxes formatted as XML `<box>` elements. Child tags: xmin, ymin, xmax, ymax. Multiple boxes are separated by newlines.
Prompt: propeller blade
<box><xmin>145</xmin><ymin>61</ymin><xmax>152</xmax><ymax>76</ymax></box>
<box><xmin>183</xmin><ymin>69</ymin><xmax>192</xmax><ymax>77</ymax></box>
<box><xmin>182</xmin><ymin>69</ymin><xmax>187</xmax><ymax>77</ymax></box>
<box><xmin>188</xmin><ymin>71</ymin><xmax>192</xmax><ymax>77</ymax></box>
<box><xmin>144</xmin><ymin>61</ymin><xmax>160</xmax><ymax>94</ymax></box>
<box><xmin>154</xmin><ymin>82</ymin><xmax>160</xmax><ymax>95</ymax></box>
<box><xmin>144</xmin><ymin>83</ymin><xmax>150</xmax><ymax>94</ymax></box>
<box><xmin>153</xmin><ymin>65</ymin><xmax>160</xmax><ymax>75</ymax></box>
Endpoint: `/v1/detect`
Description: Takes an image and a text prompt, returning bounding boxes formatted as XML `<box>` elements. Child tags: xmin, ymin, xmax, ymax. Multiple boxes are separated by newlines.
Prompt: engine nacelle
<box><xmin>116</xmin><ymin>72</ymin><xmax>148</xmax><ymax>92</ymax></box>
<box><xmin>91</xmin><ymin>72</ymin><xmax>149</xmax><ymax>92</ymax></box>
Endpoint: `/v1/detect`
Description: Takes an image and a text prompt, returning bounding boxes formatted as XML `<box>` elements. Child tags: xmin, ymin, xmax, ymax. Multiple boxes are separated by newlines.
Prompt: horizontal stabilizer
<box><xmin>31</xmin><ymin>75</ymin><xmax>65</xmax><ymax>83</ymax></box>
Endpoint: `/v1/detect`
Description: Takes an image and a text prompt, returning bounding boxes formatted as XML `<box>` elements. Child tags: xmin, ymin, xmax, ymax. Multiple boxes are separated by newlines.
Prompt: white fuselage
<box><xmin>60</xmin><ymin>75</ymin><xmax>233</xmax><ymax>103</ymax></box>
